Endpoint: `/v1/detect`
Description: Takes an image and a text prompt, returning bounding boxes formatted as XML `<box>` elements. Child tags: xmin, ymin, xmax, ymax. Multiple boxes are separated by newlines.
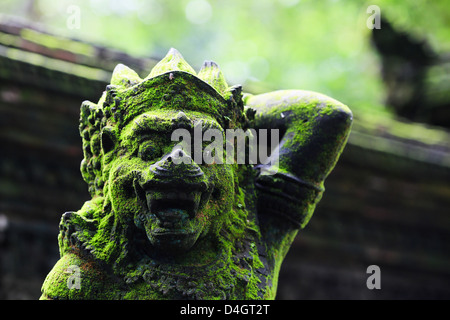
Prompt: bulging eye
<box><xmin>138</xmin><ymin>141</ymin><xmax>161</xmax><ymax>161</ymax></box>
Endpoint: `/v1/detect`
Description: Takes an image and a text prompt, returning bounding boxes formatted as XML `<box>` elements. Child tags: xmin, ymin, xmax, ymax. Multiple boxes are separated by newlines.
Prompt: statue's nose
<box><xmin>150</xmin><ymin>147</ymin><xmax>204</xmax><ymax>179</ymax></box>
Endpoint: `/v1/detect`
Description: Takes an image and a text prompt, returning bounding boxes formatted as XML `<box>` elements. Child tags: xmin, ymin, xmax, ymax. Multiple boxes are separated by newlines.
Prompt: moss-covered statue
<box><xmin>41</xmin><ymin>48</ymin><xmax>352</xmax><ymax>300</ymax></box>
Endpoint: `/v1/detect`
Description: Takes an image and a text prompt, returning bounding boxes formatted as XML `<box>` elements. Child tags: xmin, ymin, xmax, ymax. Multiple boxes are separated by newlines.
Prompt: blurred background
<box><xmin>0</xmin><ymin>0</ymin><xmax>449</xmax><ymax>299</ymax></box>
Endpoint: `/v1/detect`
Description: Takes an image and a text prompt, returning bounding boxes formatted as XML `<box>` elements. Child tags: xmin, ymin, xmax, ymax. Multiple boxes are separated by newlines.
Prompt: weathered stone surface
<box><xmin>40</xmin><ymin>48</ymin><xmax>352</xmax><ymax>300</ymax></box>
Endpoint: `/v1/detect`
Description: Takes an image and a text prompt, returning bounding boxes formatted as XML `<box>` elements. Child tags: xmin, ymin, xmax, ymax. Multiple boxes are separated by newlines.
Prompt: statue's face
<box><xmin>105</xmin><ymin>109</ymin><xmax>234</xmax><ymax>253</ymax></box>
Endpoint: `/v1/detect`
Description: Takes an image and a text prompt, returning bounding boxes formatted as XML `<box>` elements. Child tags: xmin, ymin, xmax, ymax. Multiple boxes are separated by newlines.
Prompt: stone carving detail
<box><xmin>41</xmin><ymin>48</ymin><xmax>352</xmax><ymax>300</ymax></box>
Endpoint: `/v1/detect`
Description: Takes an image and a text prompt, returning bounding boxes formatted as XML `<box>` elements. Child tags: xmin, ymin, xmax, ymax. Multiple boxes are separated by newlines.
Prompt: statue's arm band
<box><xmin>255</xmin><ymin>171</ymin><xmax>324</xmax><ymax>228</ymax></box>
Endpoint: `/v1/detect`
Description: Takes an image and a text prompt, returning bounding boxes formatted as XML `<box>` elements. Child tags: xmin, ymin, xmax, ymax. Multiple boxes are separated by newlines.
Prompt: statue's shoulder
<box><xmin>40</xmin><ymin>251</ymin><xmax>114</xmax><ymax>300</ymax></box>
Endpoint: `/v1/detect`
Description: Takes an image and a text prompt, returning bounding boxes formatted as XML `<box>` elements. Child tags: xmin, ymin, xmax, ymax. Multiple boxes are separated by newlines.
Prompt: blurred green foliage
<box><xmin>1</xmin><ymin>0</ymin><xmax>449</xmax><ymax>118</ymax></box>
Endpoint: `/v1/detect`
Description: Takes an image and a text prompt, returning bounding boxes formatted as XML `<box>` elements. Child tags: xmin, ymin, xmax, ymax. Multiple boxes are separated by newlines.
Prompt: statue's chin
<box><xmin>146</xmin><ymin>228</ymin><xmax>201</xmax><ymax>253</ymax></box>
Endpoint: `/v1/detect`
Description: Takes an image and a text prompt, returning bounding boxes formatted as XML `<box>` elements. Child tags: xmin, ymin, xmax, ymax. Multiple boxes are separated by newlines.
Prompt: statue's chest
<box><xmin>117</xmin><ymin>242</ymin><xmax>274</xmax><ymax>300</ymax></box>
<box><xmin>121</xmin><ymin>264</ymin><xmax>237</xmax><ymax>299</ymax></box>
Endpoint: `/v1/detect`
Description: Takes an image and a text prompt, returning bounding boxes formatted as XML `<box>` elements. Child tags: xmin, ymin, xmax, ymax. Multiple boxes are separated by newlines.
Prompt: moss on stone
<box><xmin>41</xmin><ymin>49</ymin><xmax>352</xmax><ymax>300</ymax></box>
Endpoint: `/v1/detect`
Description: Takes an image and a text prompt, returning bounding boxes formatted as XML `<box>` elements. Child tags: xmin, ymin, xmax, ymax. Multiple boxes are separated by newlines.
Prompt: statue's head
<box><xmin>76</xmin><ymin>49</ymin><xmax>251</xmax><ymax>257</ymax></box>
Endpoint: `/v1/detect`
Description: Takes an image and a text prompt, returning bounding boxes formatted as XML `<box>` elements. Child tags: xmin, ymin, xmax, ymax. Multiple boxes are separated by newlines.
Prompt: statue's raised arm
<box><xmin>243</xmin><ymin>90</ymin><xmax>352</xmax><ymax>272</ymax></box>
<box><xmin>245</xmin><ymin>90</ymin><xmax>352</xmax><ymax>228</ymax></box>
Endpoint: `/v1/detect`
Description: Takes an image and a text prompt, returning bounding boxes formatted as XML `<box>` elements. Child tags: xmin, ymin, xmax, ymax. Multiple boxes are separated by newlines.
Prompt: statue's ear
<box><xmin>101</xmin><ymin>127</ymin><xmax>116</xmax><ymax>154</ymax></box>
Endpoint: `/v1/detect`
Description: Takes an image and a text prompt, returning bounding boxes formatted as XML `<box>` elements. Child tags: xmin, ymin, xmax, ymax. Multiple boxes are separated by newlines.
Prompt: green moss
<box><xmin>40</xmin><ymin>251</ymin><xmax>115</xmax><ymax>300</ymax></box>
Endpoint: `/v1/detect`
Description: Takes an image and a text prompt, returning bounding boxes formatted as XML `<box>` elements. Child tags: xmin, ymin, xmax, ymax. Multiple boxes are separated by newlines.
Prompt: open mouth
<box><xmin>134</xmin><ymin>178</ymin><xmax>213</xmax><ymax>234</ymax></box>
<box><xmin>147</xmin><ymin>191</ymin><xmax>202</xmax><ymax>230</ymax></box>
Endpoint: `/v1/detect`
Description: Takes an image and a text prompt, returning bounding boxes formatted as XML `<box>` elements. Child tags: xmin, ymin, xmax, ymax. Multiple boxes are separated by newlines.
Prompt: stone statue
<box><xmin>40</xmin><ymin>48</ymin><xmax>352</xmax><ymax>300</ymax></box>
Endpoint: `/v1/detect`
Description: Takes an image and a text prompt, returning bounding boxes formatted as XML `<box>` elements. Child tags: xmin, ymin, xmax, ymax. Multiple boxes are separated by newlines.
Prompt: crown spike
<box><xmin>147</xmin><ymin>48</ymin><xmax>196</xmax><ymax>79</ymax></box>
<box><xmin>110</xmin><ymin>64</ymin><xmax>142</xmax><ymax>88</ymax></box>
<box><xmin>198</xmin><ymin>60</ymin><xmax>228</xmax><ymax>95</ymax></box>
